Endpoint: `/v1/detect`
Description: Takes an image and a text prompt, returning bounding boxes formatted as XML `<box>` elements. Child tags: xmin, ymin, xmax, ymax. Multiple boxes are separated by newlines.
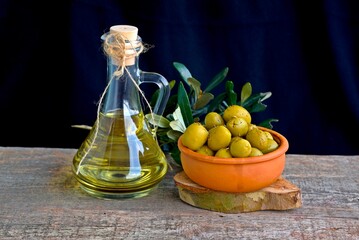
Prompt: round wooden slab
<box><xmin>174</xmin><ymin>171</ymin><xmax>302</xmax><ymax>213</ymax></box>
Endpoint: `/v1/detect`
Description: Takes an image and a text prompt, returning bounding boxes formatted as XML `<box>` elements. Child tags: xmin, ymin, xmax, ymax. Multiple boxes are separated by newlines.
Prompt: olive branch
<box><xmin>146</xmin><ymin>62</ymin><xmax>278</xmax><ymax>165</ymax></box>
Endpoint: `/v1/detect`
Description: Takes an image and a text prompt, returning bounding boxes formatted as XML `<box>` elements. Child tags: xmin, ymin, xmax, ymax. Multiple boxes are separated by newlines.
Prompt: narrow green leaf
<box><xmin>71</xmin><ymin>125</ymin><xmax>92</xmax><ymax>130</ymax></box>
<box><xmin>150</xmin><ymin>89</ymin><xmax>159</xmax><ymax>108</ymax></box>
<box><xmin>156</xmin><ymin>128</ymin><xmax>170</xmax><ymax>137</ymax></box>
<box><xmin>260</xmin><ymin>91</ymin><xmax>272</xmax><ymax>102</ymax></box>
<box><xmin>165</xmin><ymin>112</ymin><xmax>175</xmax><ymax>121</ymax></box>
<box><xmin>218</xmin><ymin>104</ymin><xmax>227</xmax><ymax>113</ymax></box>
<box><xmin>170</xmin><ymin>120</ymin><xmax>186</xmax><ymax>133</ymax></box>
<box><xmin>207</xmin><ymin>92</ymin><xmax>226</xmax><ymax>112</ymax></box>
<box><xmin>241</xmin><ymin>82</ymin><xmax>252</xmax><ymax>104</ymax></box>
<box><xmin>228</xmin><ymin>91</ymin><xmax>237</xmax><ymax>105</ymax></box>
<box><xmin>169</xmin><ymin>79</ymin><xmax>176</xmax><ymax>89</ymax></box>
<box><xmin>225</xmin><ymin>81</ymin><xmax>237</xmax><ymax>105</ymax></box>
<box><xmin>193</xmin><ymin>92</ymin><xmax>214</xmax><ymax>110</ymax></box>
<box><xmin>177</xmin><ymin>82</ymin><xmax>194</xmax><ymax>126</ymax></box>
<box><xmin>173</xmin><ymin>62</ymin><xmax>192</xmax><ymax>86</ymax></box>
<box><xmin>145</xmin><ymin>113</ymin><xmax>170</xmax><ymax>128</ymax></box>
<box><xmin>163</xmin><ymin>94</ymin><xmax>178</xmax><ymax>116</ymax></box>
<box><xmin>172</xmin><ymin>106</ymin><xmax>186</xmax><ymax>129</ymax></box>
<box><xmin>167</xmin><ymin>130</ymin><xmax>183</xmax><ymax>141</ymax></box>
<box><xmin>188</xmin><ymin>77</ymin><xmax>201</xmax><ymax>101</ymax></box>
<box><xmin>226</xmin><ymin>80</ymin><xmax>234</xmax><ymax>91</ymax></box>
<box><xmin>204</xmin><ymin>67</ymin><xmax>229</xmax><ymax>93</ymax></box>
<box><xmin>248</xmin><ymin>102</ymin><xmax>267</xmax><ymax>113</ymax></box>
<box><xmin>192</xmin><ymin>107</ymin><xmax>209</xmax><ymax>119</ymax></box>
<box><xmin>241</xmin><ymin>93</ymin><xmax>265</xmax><ymax>108</ymax></box>
<box><xmin>170</xmin><ymin>146</ymin><xmax>182</xmax><ymax>166</ymax></box>
<box><xmin>258</xmin><ymin>118</ymin><xmax>279</xmax><ymax>129</ymax></box>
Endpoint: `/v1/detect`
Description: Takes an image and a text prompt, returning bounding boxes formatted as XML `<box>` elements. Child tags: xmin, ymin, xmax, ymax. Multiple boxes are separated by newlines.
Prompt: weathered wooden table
<box><xmin>0</xmin><ymin>147</ymin><xmax>358</xmax><ymax>239</ymax></box>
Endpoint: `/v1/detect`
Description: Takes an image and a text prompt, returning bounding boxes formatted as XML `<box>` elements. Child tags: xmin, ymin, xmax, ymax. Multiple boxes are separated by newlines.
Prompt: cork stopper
<box><xmin>108</xmin><ymin>25</ymin><xmax>140</xmax><ymax>66</ymax></box>
<box><xmin>109</xmin><ymin>25</ymin><xmax>138</xmax><ymax>41</ymax></box>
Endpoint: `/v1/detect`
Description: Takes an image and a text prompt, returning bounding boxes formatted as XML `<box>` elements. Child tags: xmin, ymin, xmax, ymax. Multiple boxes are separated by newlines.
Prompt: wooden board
<box><xmin>174</xmin><ymin>171</ymin><xmax>302</xmax><ymax>213</ymax></box>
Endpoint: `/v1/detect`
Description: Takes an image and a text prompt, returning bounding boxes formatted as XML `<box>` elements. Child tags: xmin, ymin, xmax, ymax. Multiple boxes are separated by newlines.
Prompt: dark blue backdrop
<box><xmin>1</xmin><ymin>0</ymin><xmax>358</xmax><ymax>155</ymax></box>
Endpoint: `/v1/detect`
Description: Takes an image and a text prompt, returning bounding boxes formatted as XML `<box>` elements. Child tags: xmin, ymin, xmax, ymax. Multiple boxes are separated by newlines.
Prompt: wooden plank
<box><xmin>174</xmin><ymin>171</ymin><xmax>302</xmax><ymax>213</ymax></box>
<box><xmin>0</xmin><ymin>147</ymin><xmax>358</xmax><ymax>239</ymax></box>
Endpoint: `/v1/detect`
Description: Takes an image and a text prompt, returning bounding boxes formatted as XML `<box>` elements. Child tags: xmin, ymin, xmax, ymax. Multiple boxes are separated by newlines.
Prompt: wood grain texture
<box><xmin>174</xmin><ymin>171</ymin><xmax>302</xmax><ymax>213</ymax></box>
<box><xmin>0</xmin><ymin>147</ymin><xmax>358</xmax><ymax>239</ymax></box>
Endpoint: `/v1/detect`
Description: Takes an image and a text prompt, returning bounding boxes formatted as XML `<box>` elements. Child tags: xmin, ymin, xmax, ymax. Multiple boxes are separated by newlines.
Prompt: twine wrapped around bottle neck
<box><xmin>102</xmin><ymin>31</ymin><xmax>148</xmax><ymax>76</ymax></box>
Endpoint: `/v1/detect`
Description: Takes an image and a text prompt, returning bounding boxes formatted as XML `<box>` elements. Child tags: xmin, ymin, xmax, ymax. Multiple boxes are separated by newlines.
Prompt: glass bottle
<box><xmin>72</xmin><ymin>25</ymin><xmax>170</xmax><ymax>199</ymax></box>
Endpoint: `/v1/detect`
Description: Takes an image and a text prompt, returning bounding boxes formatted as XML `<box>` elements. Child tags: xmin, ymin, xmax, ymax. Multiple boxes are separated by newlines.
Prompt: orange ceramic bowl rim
<box><xmin>178</xmin><ymin>126</ymin><xmax>289</xmax><ymax>165</ymax></box>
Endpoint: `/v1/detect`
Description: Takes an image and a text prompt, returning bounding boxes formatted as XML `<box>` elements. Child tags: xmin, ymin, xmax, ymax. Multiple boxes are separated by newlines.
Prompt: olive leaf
<box><xmin>169</xmin><ymin>106</ymin><xmax>186</xmax><ymax>133</ymax></box>
<box><xmin>193</xmin><ymin>92</ymin><xmax>214</xmax><ymax>110</ymax></box>
<box><xmin>173</xmin><ymin>62</ymin><xmax>192</xmax><ymax>86</ymax></box>
<box><xmin>259</xmin><ymin>118</ymin><xmax>279</xmax><ymax>129</ymax></box>
<box><xmin>169</xmin><ymin>121</ymin><xmax>186</xmax><ymax>133</ymax></box>
<box><xmin>187</xmin><ymin>77</ymin><xmax>201</xmax><ymax>104</ymax></box>
<box><xmin>167</xmin><ymin>129</ymin><xmax>183</xmax><ymax>141</ymax></box>
<box><xmin>225</xmin><ymin>81</ymin><xmax>237</xmax><ymax>105</ymax></box>
<box><xmin>241</xmin><ymin>92</ymin><xmax>271</xmax><ymax>109</ymax></box>
<box><xmin>207</xmin><ymin>92</ymin><xmax>226</xmax><ymax>113</ymax></box>
<box><xmin>145</xmin><ymin>113</ymin><xmax>170</xmax><ymax>128</ymax></box>
<box><xmin>248</xmin><ymin>102</ymin><xmax>267</xmax><ymax>113</ymax></box>
<box><xmin>177</xmin><ymin>81</ymin><xmax>194</xmax><ymax>126</ymax></box>
<box><xmin>192</xmin><ymin>107</ymin><xmax>210</xmax><ymax>119</ymax></box>
<box><xmin>204</xmin><ymin>67</ymin><xmax>228</xmax><ymax>93</ymax></box>
<box><xmin>170</xmin><ymin>146</ymin><xmax>181</xmax><ymax>166</ymax></box>
<box><xmin>240</xmin><ymin>82</ymin><xmax>252</xmax><ymax>104</ymax></box>
<box><xmin>71</xmin><ymin>125</ymin><xmax>92</xmax><ymax>130</ymax></box>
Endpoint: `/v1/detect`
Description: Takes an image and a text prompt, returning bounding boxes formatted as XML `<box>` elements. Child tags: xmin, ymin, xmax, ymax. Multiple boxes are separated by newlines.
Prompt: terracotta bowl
<box><xmin>177</xmin><ymin>126</ymin><xmax>289</xmax><ymax>193</ymax></box>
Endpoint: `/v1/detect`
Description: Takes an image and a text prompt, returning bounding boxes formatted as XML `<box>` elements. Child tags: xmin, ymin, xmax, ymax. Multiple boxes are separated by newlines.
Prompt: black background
<box><xmin>1</xmin><ymin>0</ymin><xmax>358</xmax><ymax>155</ymax></box>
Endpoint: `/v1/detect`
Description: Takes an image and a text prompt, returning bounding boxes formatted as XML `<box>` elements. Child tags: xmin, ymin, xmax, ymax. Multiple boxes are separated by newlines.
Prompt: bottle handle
<box><xmin>140</xmin><ymin>71</ymin><xmax>170</xmax><ymax>116</ymax></box>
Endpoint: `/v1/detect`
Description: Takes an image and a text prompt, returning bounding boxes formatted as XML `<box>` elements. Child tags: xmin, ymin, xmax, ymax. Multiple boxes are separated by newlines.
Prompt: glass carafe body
<box><xmin>72</xmin><ymin>26</ymin><xmax>170</xmax><ymax>199</ymax></box>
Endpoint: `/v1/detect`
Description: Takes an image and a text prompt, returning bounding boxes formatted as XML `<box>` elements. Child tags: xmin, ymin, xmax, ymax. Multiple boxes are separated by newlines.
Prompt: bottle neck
<box><xmin>107</xmin><ymin>54</ymin><xmax>139</xmax><ymax>81</ymax></box>
<box><xmin>102</xmin><ymin>53</ymin><xmax>142</xmax><ymax>115</ymax></box>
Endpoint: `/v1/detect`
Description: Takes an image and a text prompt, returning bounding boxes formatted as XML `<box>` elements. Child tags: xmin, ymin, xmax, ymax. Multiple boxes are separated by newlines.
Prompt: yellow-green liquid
<box><xmin>72</xmin><ymin>110</ymin><xmax>167</xmax><ymax>199</ymax></box>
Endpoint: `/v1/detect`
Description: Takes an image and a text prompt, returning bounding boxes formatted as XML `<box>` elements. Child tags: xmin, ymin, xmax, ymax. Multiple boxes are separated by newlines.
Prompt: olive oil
<box><xmin>72</xmin><ymin>110</ymin><xmax>167</xmax><ymax>199</ymax></box>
